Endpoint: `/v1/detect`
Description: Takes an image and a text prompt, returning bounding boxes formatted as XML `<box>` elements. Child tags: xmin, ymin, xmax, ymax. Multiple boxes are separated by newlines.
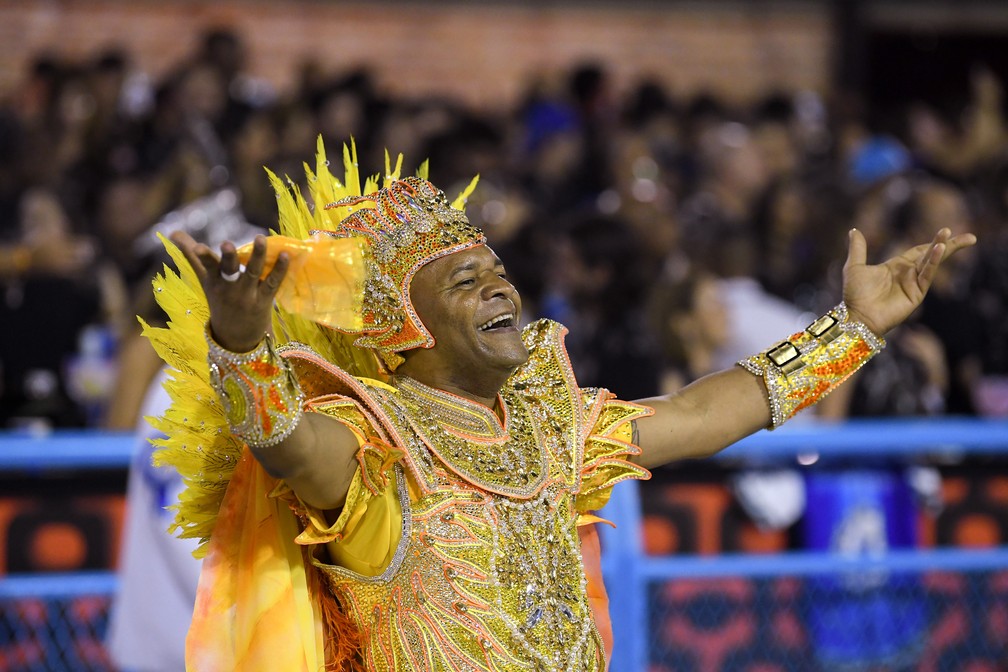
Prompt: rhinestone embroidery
<box><xmin>487</xmin><ymin>487</ymin><xmax>596</xmax><ymax>671</ymax></box>
<box><xmin>206</xmin><ymin>330</ymin><xmax>305</xmax><ymax>448</ymax></box>
<box><xmin>391</xmin><ymin>375</ymin><xmax>549</xmax><ymax>499</ymax></box>
<box><xmin>322</xmin><ymin>177</ymin><xmax>486</xmax><ymax>364</ymax></box>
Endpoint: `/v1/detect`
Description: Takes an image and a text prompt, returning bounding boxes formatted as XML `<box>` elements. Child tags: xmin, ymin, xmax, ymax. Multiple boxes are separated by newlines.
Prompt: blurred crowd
<box><xmin>2</xmin><ymin>26</ymin><xmax>1008</xmax><ymax>432</ymax></box>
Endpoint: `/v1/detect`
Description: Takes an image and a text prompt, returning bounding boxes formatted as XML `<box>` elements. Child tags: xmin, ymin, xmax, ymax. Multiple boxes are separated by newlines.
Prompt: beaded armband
<box><xmin>206</xmin><ymin>329</ymin><xmax>305</xmax><ymax>448</ymax></box>
<box><xmin>738</xmin><ymin>302</ymin><xmax>885</xmax><ymax>428</ymax></box>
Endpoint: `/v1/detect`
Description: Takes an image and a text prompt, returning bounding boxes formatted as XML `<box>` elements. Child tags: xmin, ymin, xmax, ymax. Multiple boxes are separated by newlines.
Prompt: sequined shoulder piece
<box><xmin>280</xmin><ymin>343</ymin><xmax>441</xmax><ymax>488</ymax></box>
<box><xmin>278</xmin><ymin>343</ymin><xmax>398</xmax><ymax>444</ymax></box>
<box><xmin>576</xmin><ymin>388</ymin><xmax>652</xmax><ymax>512</ymax></box>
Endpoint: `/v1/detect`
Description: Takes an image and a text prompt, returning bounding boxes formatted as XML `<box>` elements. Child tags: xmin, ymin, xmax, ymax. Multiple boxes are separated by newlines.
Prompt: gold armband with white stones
<box><xmin>738</xmin><ymin>302</ymin><xmax>885</xmax><ymax>428</ymax></box>
<box><xmin>206</xmin><ymin>328</ymin><xmax>305</xmax><ymax>448</ymax></box>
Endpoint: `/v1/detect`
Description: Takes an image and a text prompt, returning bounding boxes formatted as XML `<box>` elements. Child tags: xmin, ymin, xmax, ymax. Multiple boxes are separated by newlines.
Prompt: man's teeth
<box><xmin>479</xmin><ymin>314</ymin><xmax>514</xmax><ymax>331</ymax></box>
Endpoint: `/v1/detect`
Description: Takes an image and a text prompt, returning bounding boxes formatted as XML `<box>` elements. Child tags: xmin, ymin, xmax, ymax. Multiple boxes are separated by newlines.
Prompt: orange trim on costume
<box><xmin>579</xmin><ymin>524</ymin><xmax>613</xmax><ymax>668</ymax></box>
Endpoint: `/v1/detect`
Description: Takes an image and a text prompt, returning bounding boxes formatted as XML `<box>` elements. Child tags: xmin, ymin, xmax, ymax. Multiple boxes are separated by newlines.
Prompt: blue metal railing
<box><xmin>722</xmin><ymin>416</ymin><xmax>1008</xmax><ymax>458</ymax></box>
<box><xmin>0</xmin><ymin>431</ymin><xmax>134</xmax><ymax>471</ymax></box>
<box><xmin>631</xmin><ymin>545</ymin><xmax>1008</xmax><ymax>579</ymax></box>
<box><xmin>2</xmin><ymin>418</ymin><xmax>1007</xmax><ymax>472</ymax></box>
<box><xmin>0</xmin><ymin>572</ymin><xmax>118</xmax><ymax>599</ymax></box>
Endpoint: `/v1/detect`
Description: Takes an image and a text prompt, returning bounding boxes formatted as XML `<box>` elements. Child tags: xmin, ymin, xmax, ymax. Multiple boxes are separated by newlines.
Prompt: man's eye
<box><xmin>457</xmin><ymin>278</ymin><xmax>475</xmax><ymax>287</ymax></box>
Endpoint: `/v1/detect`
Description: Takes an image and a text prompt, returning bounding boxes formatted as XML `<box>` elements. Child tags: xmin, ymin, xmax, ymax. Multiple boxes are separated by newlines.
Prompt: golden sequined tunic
<box><xmin>278</xmin><ymin>319</ymin><xmax>650</xmax><ymax>671</ymax></box>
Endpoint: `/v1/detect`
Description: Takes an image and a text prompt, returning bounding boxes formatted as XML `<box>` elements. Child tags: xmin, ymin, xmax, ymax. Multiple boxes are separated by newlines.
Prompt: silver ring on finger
<box><xmin>220</xmin><ymin>268</ymin><xmax>241</xmax><ymax>283</ymax></box>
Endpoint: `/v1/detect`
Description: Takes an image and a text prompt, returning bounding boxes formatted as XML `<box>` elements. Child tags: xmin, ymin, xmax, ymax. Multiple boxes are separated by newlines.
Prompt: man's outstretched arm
<box><xmin>632</xmin><ymin>227</ymin><xmax>977</xmax><ymax>469</ymax></box>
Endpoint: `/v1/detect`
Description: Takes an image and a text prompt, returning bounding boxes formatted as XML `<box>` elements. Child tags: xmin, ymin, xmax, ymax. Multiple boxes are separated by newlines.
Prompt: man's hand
<box><xmin>842</xmin><ymin>227</ymin><xmax>977</xmax><ymax>336</ymax></box>
<box><xmin>170</xmin><ymin>231</ymin><xmax>290</xmax><ymax>352</ymax></box>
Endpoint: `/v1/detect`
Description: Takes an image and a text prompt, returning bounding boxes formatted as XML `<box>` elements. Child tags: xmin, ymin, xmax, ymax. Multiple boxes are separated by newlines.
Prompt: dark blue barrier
<box><xmin>722</xmin><ymin>417</ymin><xmax>1008</xmax><ymax>460</ymax></box>
<box><xmin>2</xmin><ymin>418</ymin><xmax>1006</xmax><ymax>470</ymax></box>
<box><xmin>0</xmin><ymin>572</ymin><xmax>118</xmax><ymax>599</ymax></box>
<box><xmin>0</xmin><ymin>432</ymin><xmax>133</xmax><ymax>471</ymax></box>
<box><xmin>0</xmin><ymin>573</ymin><xmax>118</xmax><ymax>671</ymax></box>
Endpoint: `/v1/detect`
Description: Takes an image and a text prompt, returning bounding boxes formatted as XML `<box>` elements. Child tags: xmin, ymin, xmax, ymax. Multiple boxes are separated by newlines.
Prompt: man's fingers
<box><xmin>915</xmin><ymin>230</ymin><xmax>976</xmax><ymax>275</ymax></box>
<box><xmin>169</xmin><ymin>230</ymin><xmax>212</xmax><ymax>279</ymax></box>
<box><xmin>262</xmin><ymin>251</ymin><xmax>290</xmax><ymax>297</ymax></box>
<box><xmin>844</xmin><ymin>228</ymin><xmax>867</xmax><ymax>270</ymax></box>
<box><xmin>243</xmin><ymin>235</ymin><xmax>268</xmax><ymax>282</ymax></box>
<box><xmin>915</xmin><ymin>241</ymin><xmax>933</xmax><ymax>276</ymax></box>
<box><xmin>917</xmin><ymin>228</ymin><xmax>948</xmax><ymax>269</ymax></box>
<box><xmin>169</xmin><ymin>230</ymin><xmax>196</xmax><ymax>249</ymax></box>
<box><xmin>944</xmin><ymin>232</ymin><xmax>978</xmax><ymax>259</ymax></box>
<box><xmin>218</xmin><ymin>241</ymin><xmax>241</xmax><ymax>281</ymax></box>
<box><xmin>917</xmin><ymin>241</ymin><xmax>946</xmax><ymax>292</ymax></box>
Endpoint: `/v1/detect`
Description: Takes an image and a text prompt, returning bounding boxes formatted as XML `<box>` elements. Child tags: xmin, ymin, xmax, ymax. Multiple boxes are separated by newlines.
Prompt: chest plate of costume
<box><xmin>389</xmin><ymin>375</ymin><xmax>551</xmax><ymax>499</ymax></box>
<box><xmin>316</xmin><ymin>321</ymin><xmax>606</xmax><ymax>671</ymax></box>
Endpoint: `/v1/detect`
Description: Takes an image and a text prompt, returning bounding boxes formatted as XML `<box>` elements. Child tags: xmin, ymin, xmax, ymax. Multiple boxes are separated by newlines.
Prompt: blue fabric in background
<box><xmin>803</xmin><ymin>469</ymin><xmax>926</xmax><ymax>670</ymax></box>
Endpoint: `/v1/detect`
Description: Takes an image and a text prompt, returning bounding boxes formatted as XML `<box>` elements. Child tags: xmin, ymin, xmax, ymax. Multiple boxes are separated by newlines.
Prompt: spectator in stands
<box><xmin>886</xmin><ymin>175</ymin><xmax>982</xmax><ymax>416</ymax></box>
<box><xmin>540</xmin><ymin>211</ymin><xmax>662</xmax><ymax>399</ymax></box>
<box><xmin>906</xmin><ymin>64</ymin><xmax>1006</xmax><ymax>180</ymax></box>
<box><xmin>752</xmin><ymin>176</ymin><xmax>852</xmax><ymax>311</ymax></box>
<box><xmin>678</xmin><ymin>120</ymin><xmax>772</xmax><ymax>278</ymax></box>
<box><xmin>968</xmin><ymin>163</ymin><xmax>1008</xmax><ymax>414</ymax></box>
<box><xmin>0</xmin><ymin>188</ymin><xmax>108</xmax><ymax>428</ymax></box>
<box><xmin>646</xmin><ymin>263</ymin><xmax>730</xmax><ymax>395</ymax></box>
<box><xmin>611</xmin><ymin>79</ymin><xmax>684</xmax><ymax>271</ymax></box>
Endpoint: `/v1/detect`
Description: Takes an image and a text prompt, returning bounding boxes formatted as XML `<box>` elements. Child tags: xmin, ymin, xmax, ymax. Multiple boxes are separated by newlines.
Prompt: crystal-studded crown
<box><xmin>326</xmin><ymin>176</ymin><xmax>486</xmax><ymax>368</ymax></box>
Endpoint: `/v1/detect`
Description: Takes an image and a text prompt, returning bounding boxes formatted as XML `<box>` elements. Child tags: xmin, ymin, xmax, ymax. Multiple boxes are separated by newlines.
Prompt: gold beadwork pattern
<box><xmin>307</xmin><ymin>397</ymin><xmax>403</xmax><ymax>498</ymax></box>
<box><xmin>206</xmin><ymin>330</ymin><xmax>305</xmax><ymax>448</ymax></box>
<box><xmin>739</xmin><ymin>302</ymin><xmax>886</xmax><ymax>428</ymax></box>
<box><xmin>283</xmin><ymin>319</ymin><xmax>649</xmax><ymax>671</ymax></box>
<box><xmin>485</xmin><ymin>485</ymin><xmax>598</xmax><ymax>669</ymax></box>
<box><xmin>390</xmin><ymin>375</ymin><xmax>550</xmax><ymax>499</ymax></box>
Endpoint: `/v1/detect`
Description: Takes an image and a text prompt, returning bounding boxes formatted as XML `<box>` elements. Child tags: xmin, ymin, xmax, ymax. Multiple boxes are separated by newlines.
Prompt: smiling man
<box><xmin>161</xmin><ymin>149</ymin><xmax>974</xmax><ymax>672</ymax></box>
<box><xmin>401</xmin><ymin>246</ymin><xmax>530</xmax><ymax>406</ymax></box>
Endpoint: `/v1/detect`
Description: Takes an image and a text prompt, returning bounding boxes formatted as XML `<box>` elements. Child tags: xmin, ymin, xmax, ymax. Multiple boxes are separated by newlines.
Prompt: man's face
<box><xmin>407</xmin><ymin>245</ymin><xmax>529</xmax><ymax>382</ymax></box>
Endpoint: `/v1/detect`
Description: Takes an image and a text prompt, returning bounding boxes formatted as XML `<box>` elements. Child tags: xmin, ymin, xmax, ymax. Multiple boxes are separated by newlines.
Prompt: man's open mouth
<box><xmin>478</xmin><ymin>313</ymin><xmax>516</xmax><ymax>331</ymax></box>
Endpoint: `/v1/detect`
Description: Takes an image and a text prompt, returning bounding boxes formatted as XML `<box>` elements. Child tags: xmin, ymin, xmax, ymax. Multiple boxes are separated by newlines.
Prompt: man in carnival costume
<box><xmin>148</xmin><ymin>139</ymin><xmax>975</xmax><ymax>671</ymax></box>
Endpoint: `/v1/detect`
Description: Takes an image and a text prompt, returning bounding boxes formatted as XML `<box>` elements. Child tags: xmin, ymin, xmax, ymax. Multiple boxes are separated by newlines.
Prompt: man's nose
<box><xmin>481</xmin><ymin>274</ymin><xmax>516</xmax><ymax>300</ymax></box>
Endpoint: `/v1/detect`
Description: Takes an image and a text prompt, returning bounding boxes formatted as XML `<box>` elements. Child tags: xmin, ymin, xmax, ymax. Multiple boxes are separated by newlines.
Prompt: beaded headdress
<box><xmin>326</xmin><ymin>176</ymin><xmax>485</xmax><ymax>369</ymax></box>
<box><xmin>237</xmin><ymin>138</ymin><xmax>482</xmax><ymax>372</ymax></box>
